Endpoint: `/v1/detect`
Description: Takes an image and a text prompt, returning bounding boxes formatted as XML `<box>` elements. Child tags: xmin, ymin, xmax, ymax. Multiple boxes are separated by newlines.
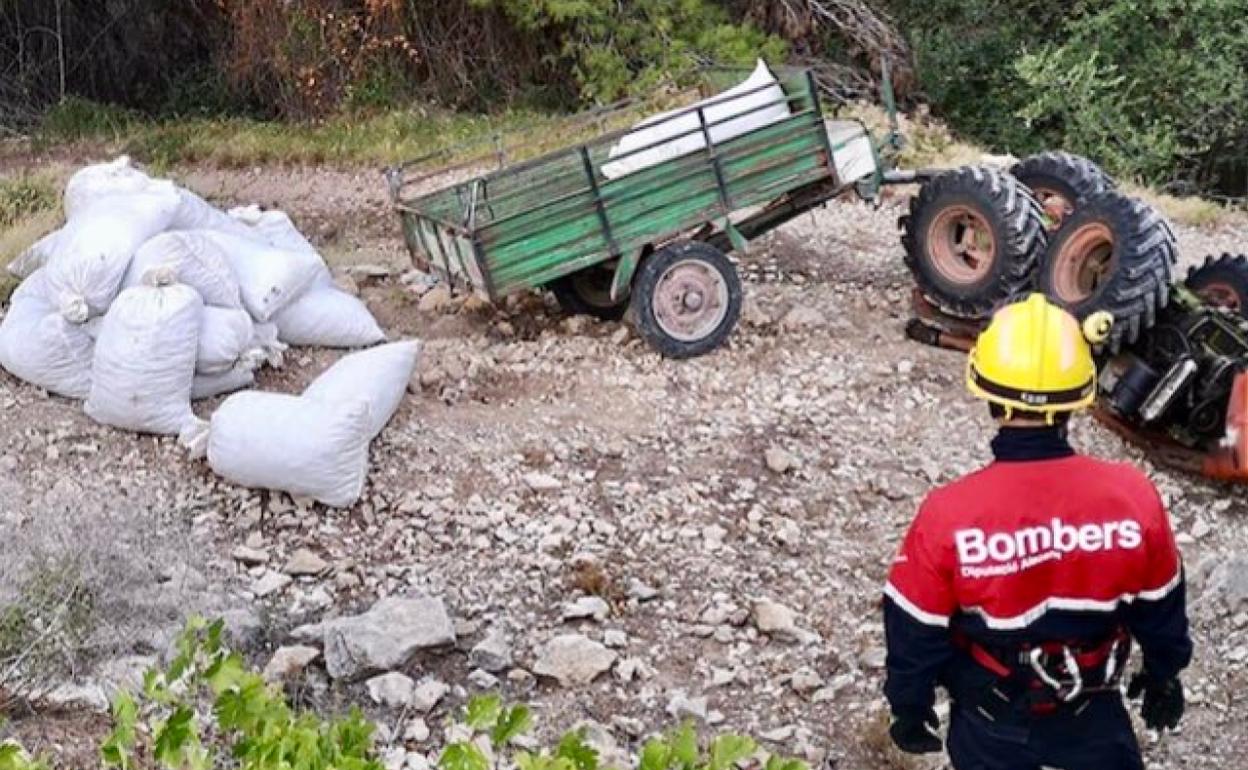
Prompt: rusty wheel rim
<box><xmin>926</xmin><ymin>205</ymin><xmax>997</xmax><ymax>284</ymax></box>
<box><xmin>653</xmin><ymin>259</ymin><xmax>729</xmax><ymax>342</ymax></box>
<box><xmin>1052</xmin><ymin>222</ymin><xmax>1114</xmax><ymax>302</ymax></box>
<box><xmin>1033</xmin><ymin>186</ymin><xmax>1075</xmax><ymax>231</ymax></box>
<box><xmin>1196</xmin><ymin>282</ymin><xmax>1241</xmax><ymax>312</ymax></box>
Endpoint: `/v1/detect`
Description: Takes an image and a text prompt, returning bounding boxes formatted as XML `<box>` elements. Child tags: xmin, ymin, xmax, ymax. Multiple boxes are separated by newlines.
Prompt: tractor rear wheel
<box><xmin>1038</xmin><ymin>191</ymin><xmax>1176</xmax><ymax>353</ymax></box>
<box><xmin>630</xmin><ymin>241</ymin><xmax>742</xmax><ymax>358</ymax></box>
<box><xmin>901</xmin><ymin>166</ymin><xmax>1047</xmax><ymax>319</ymax></box>
<box><xmin>550</xmin><ymin>265</ymin><xmax>628</xmax><ymax>321</ymax></box>
<box><xmin>1010</xmin><ymin>151</ymin><xmax>1114</xmax><ymax>232</ymax></box>
<box><xmin>1185</xmin><ymin>254</ymin><xmax>1248</xmax><ymax>318</ymax></box>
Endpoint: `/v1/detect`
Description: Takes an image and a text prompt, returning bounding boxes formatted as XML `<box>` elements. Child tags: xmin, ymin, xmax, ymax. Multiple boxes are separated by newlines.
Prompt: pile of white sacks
<box><xmin>0</xmin><ymin>157</ymin><xmax>419</xmax><ymax>507</ymax></box>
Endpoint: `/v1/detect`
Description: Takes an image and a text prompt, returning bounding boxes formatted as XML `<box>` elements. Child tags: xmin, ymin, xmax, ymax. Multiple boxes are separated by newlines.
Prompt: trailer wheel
<box><xmin>902</xmin><ymin>166</ymin><xmax>1046</xmax><ymax>319</ymax></box>
<box><xmin>550</xmin><ymin>266</ymin><xmax>628</xmax><ymax>321</ymax></box>
<box><xmin>1010</xmin><ymin>151</ymin><xmax>1114</xmax><ymax>231</ymax></box>
<box><xmin>1185</xmin><ymin>254</ymin><xmax>1248</xmax><ymax>317</ymax></box>
<box><xmin>631</xmin><ymin>241</ymin><xmax>741</xmax><ymax>358</ymax></box>
<box><xmin>1038</xmin><ymin>191</ymin><xmax>1176</xmax><ymax>353</ymax></box>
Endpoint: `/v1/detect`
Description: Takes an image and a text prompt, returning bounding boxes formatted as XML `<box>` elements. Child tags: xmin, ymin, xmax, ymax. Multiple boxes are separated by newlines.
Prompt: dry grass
<box><xmin>1121</xmin><ymin>182</ymin><xmax>1240</xmax><ymax>229</ymax></box>
<box><xmin>0</xmin><ymin>174</ymin><xmax>61</xmax><ymax>301</ymax></box>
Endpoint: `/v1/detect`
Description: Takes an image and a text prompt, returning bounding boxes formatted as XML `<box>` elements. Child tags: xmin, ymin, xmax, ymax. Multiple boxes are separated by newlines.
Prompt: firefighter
<box><xmin>882</xmin><ymin>294</ymin><xmax>1191</xmax><ymax>770</ymax></box>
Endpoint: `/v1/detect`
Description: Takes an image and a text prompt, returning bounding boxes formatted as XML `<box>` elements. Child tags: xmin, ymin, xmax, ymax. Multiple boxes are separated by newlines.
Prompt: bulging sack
<box><xmin>197</xmin><ymin>306</ymin><xmax>255</xmax><ymax>374</ymax></box>
<box><xmin>8</xmin><ymin>228</ymin><xmax>62</xmax><ymax>280</ymax></box>
<box><xmin>304</xmin><ymin>340</ymin><xmax>420</xmax><ymax>439</ymax></box>
<box><xmin>272</xmin><ymin>287</ymin><xmax>385</xmax><ymax>348</ymax></box>
<box><xmin>44</xmin><ymin>186</ymin><xmax>182</xmax><ymax>321</ymax></box>
<box><xmin>0</xmin><ymin>271</ymin><xmax>95</xmax><ymax>399</ymax></box>
<box><xmin>123</xmin><ymin>231</ymin><xmax>242</xmax><ymax>309</ymax></box>
<box><xmin>207</xmin><ymin>391</ymin><xmax>371</xmax><ymax>507</ymax></box>
<box><xmin>201</xmin><ymin>232</ymin><xmax>325</xmax><ymax>322</ymax></box>
<box><xmin>63</xmin><ymin>156</ymin><xmax>154</xmax><ymax>219</ymax></box>
<box><xmin>170</xmin><ymin>189</ymin><xmax>259</xmax><ymax>238</ymax></box>
<box><xmin>84</xmin><ymin>275</ymin><xmax>203</xmax><ymax>435</ymax></box>
<box><xmin>601</xmin><ymin>59</ymin><xmax>791</xmax><ymax>179</ymax></box>
<box><xmin>192</xmin><ymin>364</ymin><xmax>256</xmax><ymax>401</ymax></box>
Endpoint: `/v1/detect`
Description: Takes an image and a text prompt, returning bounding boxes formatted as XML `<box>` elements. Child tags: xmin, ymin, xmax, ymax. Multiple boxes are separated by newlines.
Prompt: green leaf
<box><xmin>555</xmin><ymin>729</ymin><xmax>598</xmax><ymax>770</ymax></box>
<box><xmin>670</xmin><ymin>725</ymin><xmax>697</xmax><ymax>770</ymax></box>
<box><xmin>708</xmin><ymin>735</ymin><xmax>755</xmax><ymax>770</ymax></box>
<box><xmin>439</xmin><ymin>743</ymin><xmax>490</xmax><ymax>770</ymax></box>
<box><xmin>153</xmin><ymin>706</ymin><xmax>196</xmax><ymax>769</ymax></box>
<box><xmin>101</xmin><ymin>693</ymin><xmax>138</xmax><ymax>769</ymax></box>
<box><xmin>490</xmin><ymin>704</ymin><xmax>533</xmax><ymax>748</ymax></box>
<box><xmin>639</xmin><ymin>739</ymin><xmax>671</xmax><ymax>770</ymax></box>
<box><xmin>465</xmin><ymin>693</ymin><xmax>504</xmax><ymax>731</ymax></box>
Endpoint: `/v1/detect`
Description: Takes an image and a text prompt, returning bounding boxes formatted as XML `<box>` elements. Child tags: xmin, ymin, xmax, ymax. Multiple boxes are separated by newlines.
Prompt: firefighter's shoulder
<box><xmin>1063</xmin><ymin>455</ymin><xmax>1166</xmax><ymax>515</ymax></box>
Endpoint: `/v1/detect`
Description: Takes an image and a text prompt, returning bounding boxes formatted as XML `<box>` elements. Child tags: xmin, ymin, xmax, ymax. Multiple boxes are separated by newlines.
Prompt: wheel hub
<box><xmin>1197</xmin><ymin>282</ymin><xmax>1240</xmax><ymax>312</ymax></box>
<box><xmin>654</xmin><ymin>259</ymin><xmax>729</xmax><ymax>342</ymax></box>
<box><xmin>927</xmin><ymin>205</ymin><xmax>997</xmax><ymax>284</ymax></box>
<box><xmin>1034</xmin><ymin>186</ymin><xmax>1075</xmax><ymax>231</ymax></box>
<box><xmin>1052</xmin><ymin>222</ymin><xmax>1114</xmax><ymax>303</ymax></box>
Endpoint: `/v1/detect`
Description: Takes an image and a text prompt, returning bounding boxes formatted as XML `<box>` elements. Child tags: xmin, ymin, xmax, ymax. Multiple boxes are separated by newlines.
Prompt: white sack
<box><xmin>44</xmin><ymin>186</ymin><xmax>181</xmax><ymax>321</ymax></box>
<box><xmin>170</xmin><ymin>189</ymin><xmax>258</xmax><ymax>238</ymax></box>
<box><xmin>201</xmin><ymin>231</ymin><xmax>325</xmax><ymax>322</ymax></box>
<box><xmin>228</xmin><ymin>206</ymin><xmax>333</xmax><ymax>287</ymax></box>
<box><xmin>601</xmin><ymin>59</ymin><xmax>791</xmax><ymax>179</ymax></box>
<box><xmin>8</xmin><ymin>228</ymin><xmax>62</xmax><ymax>280</ymax></box>
<box><xmin>84</xmin><ymin>274</ymin><xmax>203</xmax><ymax>435</ymax></box>
<box><xmin>272</xmin><ymin>287</ymin><xmax>384</xmax><ymax>348</ymax></box>
<box><xmin>197</xmin><ymin>306</ymin><xmax>255</xmax><ymax>374</ymax></box>
<box><xmin>123</xmin><ymin>231</ymin><xmax>243</xmax><ymax>309</ymax></box>
<box><xmin>63</xmin><ymin>156</ymin><xmax>154</xmax><ymax>219</ymax></box>
<box><xmin>207</xmin><ymin>391</ymin><xmax>371</xmax><ymax>507</ymax></box>
<box><xmin>304</xmin><ymin>340</ymin><xmax>420</xmax><ymax>439</ymax></box>
<box><xmin>0</xmin><ymin>271</ymin><xmax>94</xmax><ymax>398</ymax></box>
<box><xmin>192</xmin><ymin>364</ymin><xmax>256</xmax><ymax>400</ymax></box>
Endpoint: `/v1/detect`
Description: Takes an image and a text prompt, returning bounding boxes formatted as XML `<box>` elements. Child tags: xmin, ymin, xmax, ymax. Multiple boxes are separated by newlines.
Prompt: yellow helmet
<box><xmin>966</xmin><ymin>293</ymin><xmax>1112</xmax><ymax>420</ymax></box>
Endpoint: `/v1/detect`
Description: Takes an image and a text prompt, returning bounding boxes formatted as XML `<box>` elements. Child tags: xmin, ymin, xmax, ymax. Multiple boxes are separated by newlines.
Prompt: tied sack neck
<box><xmin>991</xmin><ymin>425</ymin><xmax>1075</xmax><ymax>462</ymax></box>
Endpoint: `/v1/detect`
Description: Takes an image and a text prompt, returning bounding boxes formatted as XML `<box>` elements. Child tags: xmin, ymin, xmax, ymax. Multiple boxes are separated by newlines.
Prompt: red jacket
<box><xmin>882</xmin><ymin>427</ymin><xmax>1190</xmax><ymax>720</ymax></box>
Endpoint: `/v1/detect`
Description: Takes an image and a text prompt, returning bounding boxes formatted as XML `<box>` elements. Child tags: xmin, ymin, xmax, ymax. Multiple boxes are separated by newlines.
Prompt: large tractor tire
<box><xmin>1185</xmin><ymin>254</ymin><xmax>1248</xmax><ymax>318</ymax></box>
<box><xmin>1038</xmin><ymin>191</ymin><xmax>1176</xmax><ymax>353</ymax></box>
<box><xmin>902</xmin><ymin>166</ymin><xmax>1047</xmax><ymax>319</ymax></box>
<box><xmin>1010</xmin><ymin>151</ymin><xmax>1114</xmax><ymax>232</ymax></box>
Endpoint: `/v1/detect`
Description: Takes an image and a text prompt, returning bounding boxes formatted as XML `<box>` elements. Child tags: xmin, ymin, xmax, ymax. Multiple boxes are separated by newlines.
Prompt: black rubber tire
<box><xmin>1185</xmin><ymin>254</ymin><xmax>1248</xmax><ymax>318</ymax></box>
<box><xmin>630</xmin><ymin>241</ymin><xmax>742</xmax><ymax>358</ymax></box>
<box><xmin>1038</xmin><ymin>191</ymin><xmax>1176</xmax><ymax>354</ymax></box>
<box><xmin>1010</xmin><ymin>151</ymin><xmax>1114</xmax><ymax>230</ymax></box>
<box><xmin>549</xmin><ymin>266</ymin><xmax>628</xmax><ymax>321</ymax></box>
<box><xmin>901</xmin><ymin>165</ymin><xmax>1047</xmax><ymax>319</ymax></box>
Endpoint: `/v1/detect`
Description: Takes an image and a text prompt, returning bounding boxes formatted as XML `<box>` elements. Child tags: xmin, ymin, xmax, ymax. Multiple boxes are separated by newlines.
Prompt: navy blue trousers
<box><xmin>948</xmin><ymin>694</ymin><xmax>1143</xmax><ymax>770</ymax></box>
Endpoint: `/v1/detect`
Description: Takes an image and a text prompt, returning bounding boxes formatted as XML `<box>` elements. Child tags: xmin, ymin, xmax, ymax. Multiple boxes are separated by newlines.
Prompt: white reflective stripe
<box><xmin>1138</xmin><ymin>565</ymin><xmax>1183</xmax><ymax>601</ymax></box>
<box><xmin>962</xmin><ymin>564</ymin><xmax>1185</xmax><ymax>630</ymax></box>
<box><xmin>883</xmin><ymin>581</ymin><xmax>950</xmax><ymax>628</ymax></box>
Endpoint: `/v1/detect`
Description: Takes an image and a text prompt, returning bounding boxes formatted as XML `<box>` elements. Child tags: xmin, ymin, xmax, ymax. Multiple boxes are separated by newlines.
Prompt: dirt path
<box><xmin>3</xmin><ymin>161</ymin><xmax>1247</xmax><ymax>769</ymax></box>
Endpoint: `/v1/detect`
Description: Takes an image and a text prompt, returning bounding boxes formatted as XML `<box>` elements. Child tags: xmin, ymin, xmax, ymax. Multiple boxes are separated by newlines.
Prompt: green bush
<box><xmin>0</xmin><ymin>617</ymin><xmax>813</xmax><ymax>770</ymax></box>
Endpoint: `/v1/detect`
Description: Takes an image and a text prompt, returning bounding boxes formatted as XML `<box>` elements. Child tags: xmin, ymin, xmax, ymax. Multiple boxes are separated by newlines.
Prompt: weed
<box><xmin>34</xmin><ymin>98</ymin><xmax>138</xmax><ymax>145</ymax></box>
<box><xmin>0</xmin><ymin>175</ymin><xmax>57</xmax><ymax>231</ymax></box>
<box><xmin>567</xmin><ymin>561</ymin><xmax>615</xmax><ymax>599</ymax></box>
<box><xmin>1121</xmin><ymin>183</ymin><xmax>1237</xmax><ymax>229</ymax></box>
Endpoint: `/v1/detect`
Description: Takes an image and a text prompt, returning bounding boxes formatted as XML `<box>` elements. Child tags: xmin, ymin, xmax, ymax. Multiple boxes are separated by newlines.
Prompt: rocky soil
<box><xmin>3</xmin><ymin>161</ymin><xmax>1248</xmax><ymax>769</ymax></box>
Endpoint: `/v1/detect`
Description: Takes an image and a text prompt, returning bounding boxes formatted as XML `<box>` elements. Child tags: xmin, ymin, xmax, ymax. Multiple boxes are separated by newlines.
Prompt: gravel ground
<box><xmin>3</xmin><ymin>164</ymin><xmax>1248</xmax><ymax>770</ymax></box>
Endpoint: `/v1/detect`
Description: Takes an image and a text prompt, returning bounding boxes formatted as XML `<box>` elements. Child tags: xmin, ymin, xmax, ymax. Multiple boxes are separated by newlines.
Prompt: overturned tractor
<box><xmin>903</xmin><ymin>152</ymin><xmax>1248</xmax><ymax>481</ymax></box>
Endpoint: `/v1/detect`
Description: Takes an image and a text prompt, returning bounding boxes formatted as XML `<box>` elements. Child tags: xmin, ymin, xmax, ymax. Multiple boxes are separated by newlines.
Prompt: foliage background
<box><xmin>1</xmin><ymin>0</ymin><xmax>1245</xmax><ymax>197</ymax></box>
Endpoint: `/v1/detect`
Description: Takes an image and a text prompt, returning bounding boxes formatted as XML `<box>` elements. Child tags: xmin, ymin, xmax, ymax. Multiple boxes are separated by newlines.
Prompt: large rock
<box><xmin>1208</xmin><ymin>557</ymin><xmax>1248</xmax><ymax>609</ymax></box>
<box><xmin>470</xmin><ymin>626</ymin><xmax>513</xmax><ymax>673</ymax></box>
<box><xmin>323</xmin><ymin>595</ymin><xmax>455</xmax><ymax>680</ymax></box>
<box><xmin>532</xmin><ymin>634</ymin><xmax>617</xmax><ymax>687</ymax></box>
<box><xmin>751</xmin><ymin>598</ymin><xmax>799</xmax><ymax>638</ymax></box>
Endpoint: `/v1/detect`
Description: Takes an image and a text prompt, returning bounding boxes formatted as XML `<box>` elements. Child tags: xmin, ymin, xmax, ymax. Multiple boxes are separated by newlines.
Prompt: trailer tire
<box><xmin>1038</xmin><ymin>191</ymin><xmax>1176</xmax><ymax>354</ymax></box>
<box><xmin>1185</xmin><ymin>254</ymin><xmax>1248</xmax><ymax>317</ymax></box>
<box><xmin>549</xmin><ymin>266</ymin><xmax>628</xmax><ymax>321</ymax></box>
<box><xmin>630</xmin><ymin>241</ymin><xmax>741</xmax><ymax>358</ymax></box>
<box><xmin>902</xmin><ymin>165</ymin><xmax>1047</xmax><ymax>319</ymax></box>
<box><xmin>1010</xmin><ymin>151</ymin><xmax>1114</xmax><ymax>231</ymax></box>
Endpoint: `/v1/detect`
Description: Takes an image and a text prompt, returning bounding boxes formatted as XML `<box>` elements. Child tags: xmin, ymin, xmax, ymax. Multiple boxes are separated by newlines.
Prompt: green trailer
<box><xmin>386</xmin><ymin>65</ymin><xmax>885</xmax><ymax>357</ymax></box>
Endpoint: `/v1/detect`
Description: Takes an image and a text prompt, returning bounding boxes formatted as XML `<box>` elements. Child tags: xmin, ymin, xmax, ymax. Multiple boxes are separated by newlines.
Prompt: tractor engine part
<box><xmin>1139</xmin><ymin>358</ymin><xmax>1199</xmax><ymax>423</ymax></box>
<box><xmin>1106</xmin><ymin>357</ymin><xmax>1160</xmax><ymax>417</ymax></box>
